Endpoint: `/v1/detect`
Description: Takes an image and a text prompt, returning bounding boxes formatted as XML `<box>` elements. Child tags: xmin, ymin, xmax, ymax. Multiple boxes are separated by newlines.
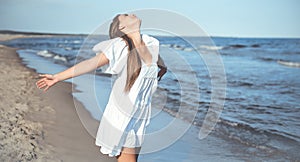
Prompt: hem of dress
<box><xmin>95</xmin><ymin>139</ymin><xmax>143</xmax><ymax>157</ymax></box>
<box><xmin>95</xmin><ymin>141</ymin><xmax>122</xmax><ymax>157</ymax></box>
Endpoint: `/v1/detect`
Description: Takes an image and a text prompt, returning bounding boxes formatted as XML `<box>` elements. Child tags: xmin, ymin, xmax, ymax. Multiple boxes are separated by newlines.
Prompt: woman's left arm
<box><xmin>157</xmin><ymin>55</ymin><xmax>167</xmax><ymax>81</ymax></box>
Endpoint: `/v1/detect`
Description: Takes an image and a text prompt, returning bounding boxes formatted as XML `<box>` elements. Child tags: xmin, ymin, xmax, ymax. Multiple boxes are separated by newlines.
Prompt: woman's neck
<box><xmin>127</xmin><ymin>32</ymin><xmax>142</xmax><ymax>46</ymax></box>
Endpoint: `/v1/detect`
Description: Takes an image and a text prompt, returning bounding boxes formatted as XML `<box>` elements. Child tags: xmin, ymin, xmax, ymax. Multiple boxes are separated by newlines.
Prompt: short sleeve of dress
<box><xmin>92</xmin><ymin>38</ymin><xmax>127</xmax><ymax>75</ymax></box>
<box><xmin>143</xmin><ymin>35</ymin><xmax>160</xmax><ymax>63</ymax></box>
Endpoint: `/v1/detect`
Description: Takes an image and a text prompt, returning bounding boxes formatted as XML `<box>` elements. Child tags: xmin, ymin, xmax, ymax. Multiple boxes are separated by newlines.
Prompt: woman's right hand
<box><xmin>36</xmin><ymin>74</ymin><xmax>59</xmax><ymax>92</ymax></box>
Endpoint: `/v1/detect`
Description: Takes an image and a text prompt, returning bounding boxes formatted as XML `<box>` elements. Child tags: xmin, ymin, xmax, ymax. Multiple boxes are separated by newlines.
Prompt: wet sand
<box><xmin>0</xmin><ymin>35</ymin><xmax>116</xmax><ymax>161</ymax></box>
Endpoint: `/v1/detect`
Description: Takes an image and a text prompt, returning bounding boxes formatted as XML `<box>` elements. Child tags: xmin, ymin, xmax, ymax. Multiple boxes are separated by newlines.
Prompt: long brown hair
<box><xmin>109</xmin><ymin>14</ymin><xmax>142</xmax><ymax>93</ymax></box>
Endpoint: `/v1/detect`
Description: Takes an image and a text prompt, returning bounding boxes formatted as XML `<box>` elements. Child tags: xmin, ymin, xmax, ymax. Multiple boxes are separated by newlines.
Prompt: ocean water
<box><xmin>1</xmin><ymin>35</ymin><xmax>299</xmax><ymax>161</ymax></box>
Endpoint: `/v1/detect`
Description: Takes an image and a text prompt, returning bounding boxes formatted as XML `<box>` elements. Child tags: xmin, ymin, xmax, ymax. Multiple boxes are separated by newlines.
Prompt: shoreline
<box><xmin>0</xmin><ymin>33</ymin><xmax>56</xmax><ymax>42</ymax></box>
<box><xmin>0</xmin><ymin>43</ymin><xmax>116</xmax><ymax>161</ymax></box>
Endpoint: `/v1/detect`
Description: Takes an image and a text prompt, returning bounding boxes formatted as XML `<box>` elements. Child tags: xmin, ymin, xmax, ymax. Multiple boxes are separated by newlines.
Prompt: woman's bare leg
<box><xmin>135</xmin><ymin>147</ymin><xmax>141</xmax><ymax>161</ymax></box>
<box><xmin>117</xmin><ymin>147</ymin><xmax>141</xmax><ymax>162</ymax></box>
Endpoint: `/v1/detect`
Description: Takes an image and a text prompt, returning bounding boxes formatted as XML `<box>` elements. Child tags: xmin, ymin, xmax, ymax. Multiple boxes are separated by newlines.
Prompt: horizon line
<box><xmin>0</xmin><ymin>29</ymin><xmax>299</xmax><ymax>39</ymax></box>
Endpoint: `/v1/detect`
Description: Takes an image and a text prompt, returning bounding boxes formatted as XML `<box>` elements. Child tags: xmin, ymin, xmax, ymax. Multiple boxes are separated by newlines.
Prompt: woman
<box><xmin>36</xmin><ymin>13</ymin><xmax>167</xmax><ymax>162</ymax></box>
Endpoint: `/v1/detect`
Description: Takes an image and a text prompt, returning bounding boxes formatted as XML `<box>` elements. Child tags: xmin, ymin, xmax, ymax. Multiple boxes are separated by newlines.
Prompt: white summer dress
<box><xmin>92</xmin><ymin>34</ymin><xmax>159</xmax><ymax>157</ymax></box>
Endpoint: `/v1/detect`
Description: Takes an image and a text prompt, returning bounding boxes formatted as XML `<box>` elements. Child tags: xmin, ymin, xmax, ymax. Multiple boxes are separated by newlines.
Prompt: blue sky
<box><xmin>0</xmin><ymin>0</ymin><xmax>299</xmax><ymax>38</ymax></box>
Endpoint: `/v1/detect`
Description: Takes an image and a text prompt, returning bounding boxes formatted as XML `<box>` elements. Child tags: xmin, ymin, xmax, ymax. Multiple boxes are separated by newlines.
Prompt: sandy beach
<box><xmin>0</xmin><ymin>35</ymin><xmax>116</xmax><ymax>161</ymax></box>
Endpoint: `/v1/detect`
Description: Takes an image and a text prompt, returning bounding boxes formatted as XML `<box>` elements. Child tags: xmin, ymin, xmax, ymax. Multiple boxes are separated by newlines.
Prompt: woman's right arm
<box><xmin>36</xmin><ymin>53</ymin><xmax>109</xmax><ymax>92</ymax></box>
<box><xmin>53</xmin><ymin>53</ymin><xmax>109</xmax><ymax>81</ymax></box>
